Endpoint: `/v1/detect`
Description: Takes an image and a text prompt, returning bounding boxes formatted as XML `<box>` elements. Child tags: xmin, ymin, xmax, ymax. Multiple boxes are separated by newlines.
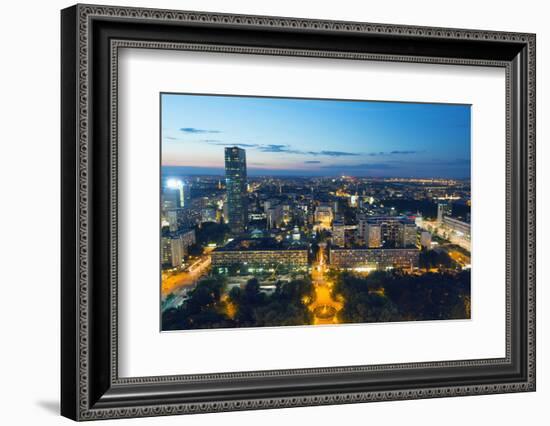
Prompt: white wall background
<box><xmin>0</xmin><ymin>0</ymin><xmax>546</xmax><ymax>424</ymax></box>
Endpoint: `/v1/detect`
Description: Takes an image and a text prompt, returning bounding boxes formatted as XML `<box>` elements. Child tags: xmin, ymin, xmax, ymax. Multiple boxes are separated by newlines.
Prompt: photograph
<box><xmin>56</xmin><ymin>3</ymin><xmax>536</xmax><ymax>421</ymax></box>
<box><xmin>160</xmin><ymin>94</ymin><xmax>472</xmax><ymax>331</ymax></box>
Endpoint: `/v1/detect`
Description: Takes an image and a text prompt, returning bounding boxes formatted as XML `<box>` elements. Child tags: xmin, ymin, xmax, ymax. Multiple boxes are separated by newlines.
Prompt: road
<box><xmin>161</xmin><ymin>255</ymin><xmax>211</xmax><ymax>296</ymax></box>
<box><xmin>308</xmin><ymin>245</ymin><xmax>343</xmax><ymax>325</ymax></box>
<box><xmin>161</xmin><ymin>254</ymin><xmax>212</xmax><ymax>313</ymax></box>
<box><xmin>447</xmin><ymin>249</ymin><xmax>471</xmax><ymax>268</ymax></box>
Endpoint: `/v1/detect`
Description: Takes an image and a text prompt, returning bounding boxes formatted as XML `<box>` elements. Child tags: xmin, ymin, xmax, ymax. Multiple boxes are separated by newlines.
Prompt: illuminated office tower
<box><xmin>225</xmin><ymin>147</ymin><xmax>248</xmax><ymax>234</ymax></box>
<box><xmin>162</xmin><ymin>179</ymin><xmax>186</xmax><ymax>233</ymax></box>
<box><xmin>162</xmin><ymin>187</ymin><xmax>180</xmax><ymax>211</ymax></box>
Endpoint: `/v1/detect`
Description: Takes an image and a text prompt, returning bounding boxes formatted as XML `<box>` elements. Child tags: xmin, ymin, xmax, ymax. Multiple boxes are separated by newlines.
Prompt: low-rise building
<box><xmin>329</xmin><ymin>247</ymin><xmax>420</xmax><ymax>271</ymax></box>
<box><xmin>442</xmin><ymin>216</ymin><xmax>471</xmax><ymax>238</ymax></box>
<box><xmin>211</xmin><ymin>238</ymin><xmax>308</xmax><ymax>274</ymax></box>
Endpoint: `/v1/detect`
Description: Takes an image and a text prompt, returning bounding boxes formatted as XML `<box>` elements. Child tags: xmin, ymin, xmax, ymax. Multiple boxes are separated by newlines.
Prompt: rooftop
<box><xmin>215</xmin><ymin>237</ymin><xmax>308</xmax><ymax>252</ymax></box>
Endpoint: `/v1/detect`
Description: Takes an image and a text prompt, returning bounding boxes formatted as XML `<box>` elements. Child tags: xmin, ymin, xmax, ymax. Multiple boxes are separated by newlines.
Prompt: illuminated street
<box><xmin>447</xmin><ymin>250</ymin><xmax>470</xmax><ymax>268</ymax></box>
<box><xmin>161</xmin><ymin>254</ymin><xmax>211</xmax><ymax>297</ymax></box>
<box><xmin>308</xmin><ymin>245</ymin><xmax>343</xmax><ymax>325</ymax></box>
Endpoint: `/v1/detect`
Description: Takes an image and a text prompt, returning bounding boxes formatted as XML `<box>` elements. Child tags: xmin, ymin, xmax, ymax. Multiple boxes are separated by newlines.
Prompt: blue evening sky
<box><xmin>161</xmin><ymin>93</ymin><xmax>471</xmax><ymax>178</ymax></box>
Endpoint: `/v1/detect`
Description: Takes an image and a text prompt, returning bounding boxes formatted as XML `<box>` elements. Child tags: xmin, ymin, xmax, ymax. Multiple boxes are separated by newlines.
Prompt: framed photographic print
<box><xmin>61</xmin><ymin>4</ymin><xmax>536</xmax><ymax>421</ymax></box>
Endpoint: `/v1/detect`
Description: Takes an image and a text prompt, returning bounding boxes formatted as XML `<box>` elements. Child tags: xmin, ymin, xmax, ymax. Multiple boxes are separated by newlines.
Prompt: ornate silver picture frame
<box><xmin>61</xmin><ymin>4</ymin><xmax>535</xmax><ymax>421</ymax></box>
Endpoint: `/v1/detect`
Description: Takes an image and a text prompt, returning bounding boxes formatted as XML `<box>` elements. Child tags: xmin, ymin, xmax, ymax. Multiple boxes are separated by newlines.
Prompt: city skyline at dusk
<box><xmin>161</xmin><ymin>93</ymin><xmax>471</xmax><ymax>178</ymax></box>
<box><xmin>161</xmin><ymin>93</ymin><xmax>472</xmax><ymax>331</ymax></box>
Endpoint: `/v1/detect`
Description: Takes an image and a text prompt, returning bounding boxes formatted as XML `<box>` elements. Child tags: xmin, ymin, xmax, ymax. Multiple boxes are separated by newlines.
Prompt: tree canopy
<box><xmin>332</xmin><ymin>270</ymin><xmax>470</xmax><ymax>323</ymax></box>
<box><xmin>162</xmin><ymin>276</ymin><xmax>314</xmax><ymax>330</ymax></box>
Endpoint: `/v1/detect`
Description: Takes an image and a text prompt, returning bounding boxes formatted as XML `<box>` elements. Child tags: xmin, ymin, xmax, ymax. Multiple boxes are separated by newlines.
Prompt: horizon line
<box><xmin>160</xmin><ymin>166</ymin><xmax>470</xmax><ymax>180</ymax></box>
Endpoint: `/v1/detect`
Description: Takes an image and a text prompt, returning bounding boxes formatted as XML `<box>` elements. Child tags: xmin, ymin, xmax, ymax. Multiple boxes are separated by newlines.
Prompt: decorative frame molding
<box><xmin>61</xmin><ymin>4</ymin><xmax>536</xmax><ymax>421</ymax></box>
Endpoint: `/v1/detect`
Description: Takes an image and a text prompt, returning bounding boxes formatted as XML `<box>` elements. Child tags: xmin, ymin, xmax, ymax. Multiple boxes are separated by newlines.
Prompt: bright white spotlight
<box><xmin>166</xmin><ymin>178</ymin><xmax>183</xmax><ymax>189</ymax></box>
<box><xmin>165</xmin><ymin>178</ymin><xmax>185</xmax><ymax>207</ymax></box>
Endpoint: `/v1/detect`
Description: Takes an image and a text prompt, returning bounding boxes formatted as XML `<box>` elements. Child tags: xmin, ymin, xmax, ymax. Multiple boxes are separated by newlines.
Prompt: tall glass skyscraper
<box><xmin>224</xmin><ymin>147</ymin><xmax>248</xmax><ymax>234</ymax></box>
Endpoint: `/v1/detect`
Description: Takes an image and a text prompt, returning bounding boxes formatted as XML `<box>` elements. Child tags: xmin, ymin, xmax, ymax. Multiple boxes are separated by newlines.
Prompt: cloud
<box><xmin>320</xmin><ymin>163</ymin><xmax>394</xmax><ymax>170</ymax></box>
<box><xmin>257</xmin><ymin>145</ymin><xmax>359</xmax><ymax>156</ymax></box>
<box><xmin>260</xmin><ymin>144</ymin><xmax>286</xmax><ymax>152</ymax></box>
<box><xmin>200</xmin><ymin>139</ymin><xmax>260</xmax><ymax>148</ymax></box>
<box><xmin>210</xmin><ymin>142</ymin><xmax>260</xmax><ymax>148</ymax></box>
<box><xmin>313</xmin><ymin>150</ymin><xmax>359</xmax><ymax>157</ymax></box>
<box><xmin>164</xmin><ymin>136</ymin><xmax>179</xmax><ymax>140</ymax></box>
<box><xmin>175</xmin><ymin>138</ymin><xmax>361</xmax><ymax>157</ymax></box>
<box><xmin>304</xmin><ymin>160</ymin><xmax>321</xmax><ymax>164</ymax></box>
<box><xmin>180</xmin><ymin>127</ymin><xmax>221</xmax><ymax>134</ymax></box>
<box><xmin>366</xmin><ymin>150</ymin><xmax>420</xmax><ymax>156</ymax></box>
<box><xmin>258</xmin><ymin>144</ymin><xmax>303</xmax><ymax>154</ymax></box>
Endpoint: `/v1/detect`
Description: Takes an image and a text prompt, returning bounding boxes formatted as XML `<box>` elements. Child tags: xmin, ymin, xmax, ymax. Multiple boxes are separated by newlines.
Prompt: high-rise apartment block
<box><xmin>314</xmin><ymin>205</ymin><xmax>333</xmax><ymax>230</ymax></box>
<box><xmin>331</xmin><ymin>220</ymin><xmax>346</xmax><ymax>247</ymax></box>
<box><xmin>358</xmin><ymin>216</ymin><xmax>417</xmax><ymax>248</ymax></box>
<box><xmin>161</xmin><ymin>228</ymin><xmax>196</xmax><ymax>269</ymax></box>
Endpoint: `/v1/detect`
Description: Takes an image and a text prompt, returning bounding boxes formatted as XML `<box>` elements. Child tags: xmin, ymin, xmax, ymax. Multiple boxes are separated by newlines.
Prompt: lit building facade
<box><xmin>437</xmin><ymin>202</ymin><xmax>453</xmax><ymax>223</ymax></box>
<box><xmin>358</xmin><ymin>216</ymin><xmax>417</xmax><ymax>248</ymax></box>
<box><xmin>161</xmin><ymin>228</ymin><xmax>196</xmax><ymax>269</ymax></box>
<box><xmin>179</xmin><ymin>228</ymin><xmax>196</xmax><ymax>250</ymax></box>
<box><xmin>442</xmin><ymin>216</ymin><xmax>471</xmax><ymax>238</ymax></box>
<box><xmin>164</xmin><ymin>210</ymin><xmax>178</xmax><ymax>232</ymax></box>
<box><xmin>211</xmin><ymin>238</ymin><xmax>308</xmax><ymax>274</ymax></box>
<box><xmin>225</xmin><ymin>147</ymin><xmax>248</xmax><ymax>234</ymax></box>
<box><xmin>161</xmin><ymin>179</ymin><xmax>192</xmax><ymax>232</ymax></box>
<box><xmin>161</xmin><ymin>236</ymin><xmax>183</xmax><ymax>268</ymax></box>
<box><xmin>200</xmin><ymin>207</ymin><xmax>217</xmax><ymax>224</ymax></box>
<box><xmin>329</xmin><ymin>247</ymin><xmax>420</xmax><ymax>271</ymax></box>
<box><xmin>162</xmin><ymin>187</ymin><xmax>181</xmax><ymax>210</ymax></box>
<box><xmin>332</xmin><ymin>220</ymin><xmax>346</xmax><ymax>247</ymax></box>
<box><xmin>266</xmin><ymin>204</ymin><xmax>284</xmax><ymax>229</ymax></box>
<box><xmin>403</xmin><ymin>222</ymin><xmax>417</xmax><ymax>247</ymax></box>
<box><xmin>314</xmin><ymin>205</ymin><xmax>333</xmax><ymax>230</ymax></box>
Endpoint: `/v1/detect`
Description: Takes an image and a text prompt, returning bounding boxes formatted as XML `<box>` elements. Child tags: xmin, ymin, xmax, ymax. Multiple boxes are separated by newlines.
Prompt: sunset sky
<box><xmin>161</xmin><ymin>93</ymin><xmax>471</xmax><ymax>178</ymax></box>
